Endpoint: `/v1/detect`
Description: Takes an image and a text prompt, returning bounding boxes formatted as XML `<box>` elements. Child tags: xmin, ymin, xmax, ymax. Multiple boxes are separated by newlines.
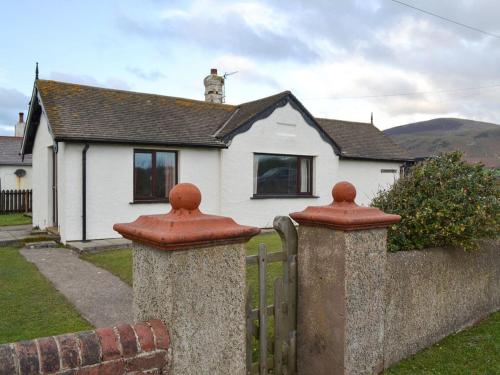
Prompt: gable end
<box><xmin>220</xmin><ymin>93</ymin><xmax>341</xmax><ymax>154</ymax></box>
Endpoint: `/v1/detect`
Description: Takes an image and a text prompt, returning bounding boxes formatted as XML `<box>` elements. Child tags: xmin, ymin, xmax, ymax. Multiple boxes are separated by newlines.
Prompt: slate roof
<box><xmin>24</xmin><ymin>79</ymin><xmax>411</xmax><ymax>162</ymax></box>
<box><xmin>35</xmin><ymin>80</ymin><xmax>232</xmax><ymax>147</ymax></box>
<box><xmin>316</xmin><ymin>118</ymin><xmax>411</xmax><ymax>161</ymax></box>
<box><xmin>0</xmin><ymin>137</ymin><xmax>32</xmax><ymax>166</ymax></box>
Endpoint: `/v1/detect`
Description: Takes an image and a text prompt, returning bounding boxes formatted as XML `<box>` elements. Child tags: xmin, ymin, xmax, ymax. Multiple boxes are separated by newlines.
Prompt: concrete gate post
<box><xmin>114</xmin><ymin>183</ymin><xmax>260</xmax><ymax>375</ymax></box>
<box><xmin>290</xmin><ymin>181</ymin><xmax>400</xmax><ymax>375</ymax></box>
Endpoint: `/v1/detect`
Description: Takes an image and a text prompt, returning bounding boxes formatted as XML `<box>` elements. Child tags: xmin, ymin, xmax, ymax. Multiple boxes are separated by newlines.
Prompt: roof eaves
<box><xmin>0</xmin><ymin>161</ymin><xmax>32</xmax><ymax>166</ymax></box>
<box><xmin>339</xmin><ymin>154</ymin><xmax>413</xmax><ymax>162</ymax></box>
<box><xmin>21</xmin><ymin>83</ymin><xmax>39</xmax><ymax>156</ymax></box>
<box><xmin>56</xmin><ymin>137</ymin><xmax>228</xmax><ymax>149</ymax></box>
<box><xmin>22</xmin><ymin>81</ymin><xmax>56</xmax><ymax>156</ymax></box>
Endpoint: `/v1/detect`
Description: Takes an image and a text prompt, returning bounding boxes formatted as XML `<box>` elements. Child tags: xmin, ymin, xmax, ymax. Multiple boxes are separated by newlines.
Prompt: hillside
<box><xmin>384</xmin><ymin>118</ymin><xmax>500</xmax><ymax>168</ymax></box>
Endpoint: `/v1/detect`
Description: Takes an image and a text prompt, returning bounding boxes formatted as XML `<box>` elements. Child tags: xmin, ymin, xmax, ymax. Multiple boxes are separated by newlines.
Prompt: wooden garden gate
<box><xmin>246</xmin><ymin>216</ymin><xmax>298</xmax><ymax>375</ymax></box>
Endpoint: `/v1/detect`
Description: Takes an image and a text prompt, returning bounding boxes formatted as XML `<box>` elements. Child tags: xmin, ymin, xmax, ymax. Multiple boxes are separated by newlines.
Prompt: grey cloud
<box><xmin>0</xmin><ymin>87</ymin><xmax>29</xmax><ymax>136</ymax></box>
<box><xmin>238</xmin><ymin>70</ymin><xmax>281</xmax><ymax>90</ymax></box>
<box><xmin>356</xmin><ymin>76</ymin><xmax>419</xmax><ymax>97</ymax></box>
<box><xmin>118</xmin><ymin>1</ymin><xmax>500</xmax><ymax>84</ymax></box>
<box><xmin>127</xmin><ymin>67</ymin><xmax>167</xmax><ymax>81</ymax></box>
<box><xmin>118</xmin><ymin>10</ymin><xmax>320</xmax><ymax>63</ymax></box>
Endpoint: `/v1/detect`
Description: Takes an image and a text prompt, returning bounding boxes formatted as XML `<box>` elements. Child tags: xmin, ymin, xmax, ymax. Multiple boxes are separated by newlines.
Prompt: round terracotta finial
<box><xmin>169</xmin><ymin>183</ymin><xmax>202</xmax><ymax>211</ymax></box>
<box><xmin>332</xmin><ymin>181</ymin><xmax>356</xmax><ymax>203</ymax></box>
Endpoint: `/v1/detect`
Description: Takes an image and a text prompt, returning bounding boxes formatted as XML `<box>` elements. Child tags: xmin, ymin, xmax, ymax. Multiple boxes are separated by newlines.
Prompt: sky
<box><xmin>0</xmin><ymin>0</ymin><xmax>499</xmax><ymax>135</ymax></box>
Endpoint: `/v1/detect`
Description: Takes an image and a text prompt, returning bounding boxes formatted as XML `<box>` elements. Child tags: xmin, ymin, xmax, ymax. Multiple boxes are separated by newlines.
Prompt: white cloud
<box><xmin>160</xmin><ymin>1</ymin><xmax>290</xmax><ymax>34</ymax></box>
<box><xmin>49</xmin><ymin>72</ymin><xmax>132</xmax><ymax>91</ymax></box>
<box><xmin>0</xmin><ymin>124</ymin><xmax>14</xmax><ymax>136</ymax></box>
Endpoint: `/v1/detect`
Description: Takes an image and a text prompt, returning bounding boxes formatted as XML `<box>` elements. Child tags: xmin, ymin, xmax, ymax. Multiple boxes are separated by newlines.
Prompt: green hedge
<box><xmin>372</xmin><ymin>152</ymin><xmax>499</xmax><ymax>252</ymax></box>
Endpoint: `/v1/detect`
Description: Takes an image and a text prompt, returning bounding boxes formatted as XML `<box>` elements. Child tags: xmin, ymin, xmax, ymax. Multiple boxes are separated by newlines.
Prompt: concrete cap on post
<box><xmin>290</xmin><ymin>181</ymin><xmax>401</xmax><ymax>230</ymax></box>
<box><xmin>114</xmin><ymin>183</ymin><xmax>261</xmax><ymax>250</ymax></box>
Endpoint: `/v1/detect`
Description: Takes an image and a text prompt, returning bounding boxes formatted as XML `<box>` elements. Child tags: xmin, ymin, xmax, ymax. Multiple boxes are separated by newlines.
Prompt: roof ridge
<box><xmin>36</xmin><ymin>79</ymin><xmax>237</xmax><ymax>108</ymax></box>
<box><xmin>237</xmin><ymin>90</ymin><xmax>291</xmax><ymax>107</ymax></box>
<box><xmin>37</xmin><ymin>80</ymin><xmax>293</xmax><ymax>110</ymax></box>
<box><xmin>316</xmin><ymin>117</ymin><xmax>372</xmax><ymax>126</ymax></box>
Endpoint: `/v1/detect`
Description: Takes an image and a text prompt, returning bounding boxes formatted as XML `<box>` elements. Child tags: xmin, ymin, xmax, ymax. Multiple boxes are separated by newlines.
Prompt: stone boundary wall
<box><xmin>384</xmin><ymin>239</ymin><xmax>500</xmax><ymax>368</ymax></box>
<box><xmin>0</xmin><ymin>320</ymin><xmax>170</xmax><ymax>375</ymax></box>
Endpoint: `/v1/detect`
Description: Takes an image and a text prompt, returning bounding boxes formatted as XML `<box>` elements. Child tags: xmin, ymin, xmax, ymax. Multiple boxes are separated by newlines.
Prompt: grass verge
<box><xmin>0</xmin><ymin>246</ymin><xmax>92</xmax><ymax>344</ymax></box>
<box><xmin>0</xmin><ymin>213</ymin><xmax>32</xmax><ymax>226</ymax></box>
<box><xmin>385</xmin><ymin>311</ymin><xmax>500</xmax><ymax>374</ymax></box>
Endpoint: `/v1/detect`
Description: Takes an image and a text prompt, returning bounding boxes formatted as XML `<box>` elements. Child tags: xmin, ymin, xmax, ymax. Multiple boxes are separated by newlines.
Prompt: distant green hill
<box><xmin>384</xmin><ymin>118</ymin><xmax>500</xmax><ymax>168</ymax></box>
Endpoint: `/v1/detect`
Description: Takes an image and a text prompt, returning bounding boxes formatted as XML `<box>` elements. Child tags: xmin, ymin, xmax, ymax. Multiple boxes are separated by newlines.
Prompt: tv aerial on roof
<box><xmin>221</xmin><ymin>71</ymin><xmax>239</xmax><ymax>103</ymax></box>
<box><xmin>223</xmin><ymin>71</ymin><xmax>239</xmax><ymax>79</ymax></box>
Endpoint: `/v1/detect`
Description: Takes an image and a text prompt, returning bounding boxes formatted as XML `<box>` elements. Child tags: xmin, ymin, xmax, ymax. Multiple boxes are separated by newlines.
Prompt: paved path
<box><xmin>20</xmin><ymin>247</ymin><xmax>133</xmax><ymax>328</ymax></box>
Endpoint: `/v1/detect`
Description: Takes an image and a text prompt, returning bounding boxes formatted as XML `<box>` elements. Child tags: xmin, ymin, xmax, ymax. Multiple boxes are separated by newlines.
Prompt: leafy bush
<box><xmin>372</xmin><ymin>152</ymin><xmax>500</xmax><ymax>252</ymax></box>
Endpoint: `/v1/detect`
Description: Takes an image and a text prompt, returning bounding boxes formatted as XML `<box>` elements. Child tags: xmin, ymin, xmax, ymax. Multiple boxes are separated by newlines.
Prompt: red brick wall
<box><xmin>0</xmin><ymin>320</ymin><xmax>170</xmax><ymax>374</ymax></box>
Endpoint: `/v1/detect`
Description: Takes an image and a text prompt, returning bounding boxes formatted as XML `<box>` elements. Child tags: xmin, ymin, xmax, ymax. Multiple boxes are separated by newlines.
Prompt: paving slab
<box><xmin>0</xmin><ymin>233</ymin><xmax>14</xmax><ymax>243</ymax></box>
<box><xmin>0</xmin><ymin>224</ymin><xmax>51</xmax><ymax>246</ymax></box>
<box><xmin>25</xmin><ymin>240</ymin><xmax>59</xmax><ymax>249</ymax></box>
<box><xmin>0</xmin><ymin>224</ymin><xmax>32</xmax><ymax>232</ymax></box>
<box><xmin>20</xmin><ymin>246</ymin><xmax>133</xmax><ymax>328</ymax></box>
<box><xmin>67</xmin><ymin>238</ymin><xmax>132</xmax><ymax>254</ymax></box>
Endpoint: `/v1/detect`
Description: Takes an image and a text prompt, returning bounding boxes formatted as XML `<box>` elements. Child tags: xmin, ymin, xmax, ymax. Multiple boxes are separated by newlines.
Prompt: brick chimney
<box><xmin>204</xmin><ymin>68</ymin><xmax>224</xmax><ymax>103</ymax></box>
<box><xmin>15</xmin><ymin>112</ymin><xmax>25</xmax><ymax>137</ymax></box>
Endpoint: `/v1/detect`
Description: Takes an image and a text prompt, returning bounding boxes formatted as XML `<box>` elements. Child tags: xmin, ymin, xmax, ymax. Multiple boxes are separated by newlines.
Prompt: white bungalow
<box><xmin>21</xmin><ymin>69</ymin><xmax>410</xmax><ymax>243</ymax></box>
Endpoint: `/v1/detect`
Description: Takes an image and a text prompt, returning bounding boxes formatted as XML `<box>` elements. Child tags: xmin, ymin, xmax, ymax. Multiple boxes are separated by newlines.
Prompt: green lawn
<box><xmin>81</xmin><ymin>234</ymin><xmax>500</xmax><ymax>373</ymax></box>
<box><xmin>385</xmin><ymin>311</ymin><xmax>500</xmax><ymax>374</ymax></box>
<box><xmin>0</xmin><ymin>246</ymin><xmax>92</xmax><ymax>344</ymax></box>
<box><xmin>81</xmin><ymin>248</ymin><xmax>133</xmax><ymax>285</ymax></box>
<box><xmin>0</xmin><ymin>213</ymin><xmax>32</xmax><ymax>226</ymax></box>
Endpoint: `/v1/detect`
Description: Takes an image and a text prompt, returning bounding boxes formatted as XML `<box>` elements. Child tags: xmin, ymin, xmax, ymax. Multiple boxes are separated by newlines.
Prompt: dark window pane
<box><xmin>255</xmin><ymin>154</ymin><xmax>298</xmax><ymax>195</ymax></box>
<box><xmin>135</xmin><ymin>152</ymin><xmax>152</xmax><ymax>197</ymax></box>
<box><xmin>156</xmin><ymin>152</ymin><xmax>176</xmax><ymax>198</ymax></box>
<box><xmin>300</xmin><ymin>158</ymin><xmax>311</xmax><ymax>193</ymax></box>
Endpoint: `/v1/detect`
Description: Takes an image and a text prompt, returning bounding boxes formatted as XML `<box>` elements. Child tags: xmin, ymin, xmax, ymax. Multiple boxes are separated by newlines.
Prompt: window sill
<box><xmin>130</xmin><ymin>200</ymin><xmax>170</xmax><ymax>205</ymax></box>
<box><xmin>251</xmin><ymin>194</ymin><xmax>319</xmax><ymax>199</ymax></box>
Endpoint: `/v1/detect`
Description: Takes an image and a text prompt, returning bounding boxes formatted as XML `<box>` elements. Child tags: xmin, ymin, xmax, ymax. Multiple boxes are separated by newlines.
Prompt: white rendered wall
<box><xmin>59</xmin><ymin>143</ymin><xmax>220</xmax><ymax>242</ymax></box>
<box><xmin>31</xmin><ymin>114</ymin><xmax>53</xmax><ymax>229</ymax></box>
<box><xmin>0</xmin><ymin>165</ymin><xmax>32</xmax><ymax>190</ymax></box>
<box><xmin>220</xmin><ymin>103</ymin><xmax>340</xmax><ymax>228</ymax></box>
<box><xmin>337</xmin><ymin>159</ymin><xmax>401</xmax><ymax>205</ymax></box>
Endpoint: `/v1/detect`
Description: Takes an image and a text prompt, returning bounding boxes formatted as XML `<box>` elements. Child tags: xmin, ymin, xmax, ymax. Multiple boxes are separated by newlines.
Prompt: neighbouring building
<box><xmin>21</xmin><ymin>69</ymin><xmax>411</xmax><ymax>243</ymax></box>
<box><xmin>0</xmin><ymin>113</ymin><xmax>32</xmax><ymax>190</ymax></box>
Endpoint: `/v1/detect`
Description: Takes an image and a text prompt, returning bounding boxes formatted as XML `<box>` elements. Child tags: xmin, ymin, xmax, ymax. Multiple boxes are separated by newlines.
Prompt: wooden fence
<box><xmin>0</xmin><ymin>189</ymin><xmax>32</xmax><ymax>214</ymax></box>
<box><xmin>246</xmin><ymin>216</ymin><xmax>298</xmax><ymax>375</ymax></box>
